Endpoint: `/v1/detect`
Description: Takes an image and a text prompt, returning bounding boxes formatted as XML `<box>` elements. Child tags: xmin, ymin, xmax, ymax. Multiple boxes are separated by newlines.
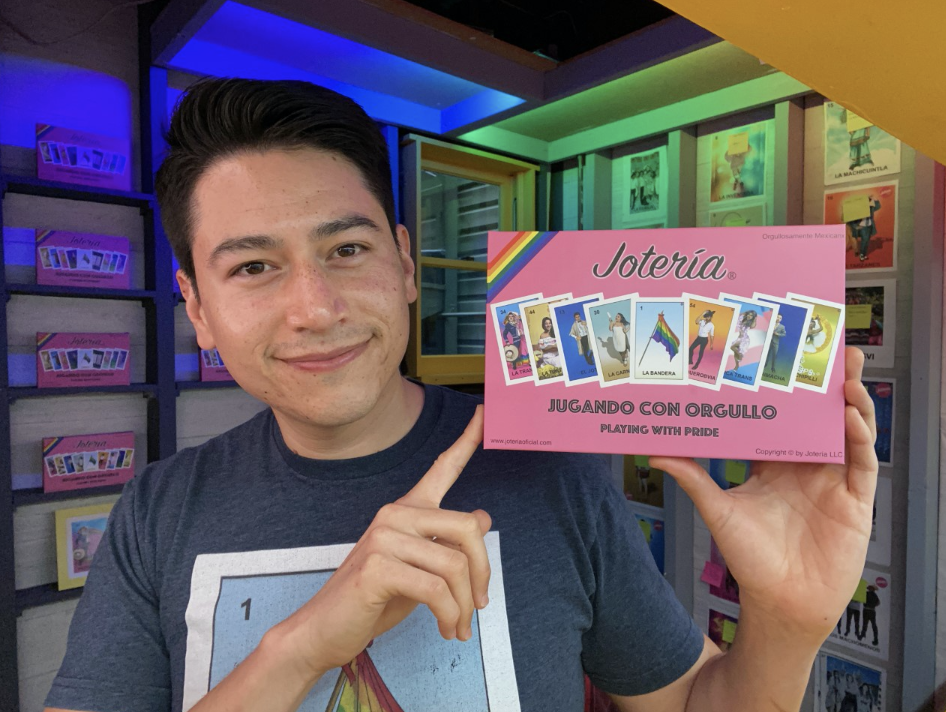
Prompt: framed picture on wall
<box><xmin>824</xmin><ymin>101</ymin><xmax>901</xmax><ymax>186</ymax></box>
<box><xmin>824</xmin><ymin>181</ymin><xmax>898</xmax><ymax>272</ymax></box>
<box><xmin>709</xmin><ymin>122</ymin><xmax>767</xmax><ymax>203</ymax></box>
<box><xmin>618</xmin><ymin>146</ymin><xmax>668</xmax><ymax>227</ymax></box>
<box><xmin>55</xmin><ymin>502</ymin><xmax>114</xmax><ymax>590</ymax></box>
<box><xmin>845</xmin><ymin>280</ymin><xmax>896</xmax><ymax>368</ymax></box>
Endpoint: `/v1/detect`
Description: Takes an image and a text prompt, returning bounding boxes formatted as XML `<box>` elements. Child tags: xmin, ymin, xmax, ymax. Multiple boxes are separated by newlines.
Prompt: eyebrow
<box><xmin>206</xmin><ymin>214</ymin><xmax>383</xmax><ymax>268</ymax></box>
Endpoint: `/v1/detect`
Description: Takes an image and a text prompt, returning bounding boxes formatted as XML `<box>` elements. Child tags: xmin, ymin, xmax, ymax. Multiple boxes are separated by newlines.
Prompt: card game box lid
<box><xmin>484</xmin><ymin>227</ymin><xmax>846</xmax><ymax>463</ymax></box>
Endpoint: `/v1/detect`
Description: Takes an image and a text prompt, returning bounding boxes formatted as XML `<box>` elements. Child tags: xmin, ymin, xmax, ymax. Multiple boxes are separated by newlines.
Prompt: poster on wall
<box><xmin>709</xmin><ymin>122</ymin><xmax>767</xmax><ymax>203</ymax></box>
<box><xmin>622</xmin><ymin>455</ymin><xmax>665</xmax><ymax>509</ymax></box>
<box><xmin>824</xmin><ymin>101</ymin><xmax>901</xmax><ymax>186</ymax></box>
<box><xmin>863</xmin><ymin>378</ymin><xmax>895</xmax><ymax>466</ymax></box>
<box><xmin>845</xmin><ymin>280</ymin><xmax>896</xmax><ymax>368</ymax></box>
<box><xmin>618</xmin><ymin>147</ymin><xmax>668</xmax><ymax>227</ymax></box>
<box><xmin>868</xmin><ymin>477</ymin><xmax>892</xmax><ymax>567</ymax></box>
<box><xmin>707</xmin><ymin>608</ymin><xmax>739</xmax><ymax>653</ymax></box>
<box><xmin>708</xmin><ymin>203</ymin><xmax>767</xmax><ymax>228</ymax></box>
<box><xmin>55</xmin><ymin>502</ymin><xmax>114</xmax><ymax>590</ymax></box>
<box><xmin>829</xmin><ymin>567</ymin><xmax>891</xmax><ymax>660</ymax></box>
<box><xmin>824</xmin><ymin>181</ymin><xmax>898</xmax><ymax>272</ymax></box>
<box><xmin>813</xmin><ymin>651</ymin><xmax>886</xmax><ymax>712</ymax></box>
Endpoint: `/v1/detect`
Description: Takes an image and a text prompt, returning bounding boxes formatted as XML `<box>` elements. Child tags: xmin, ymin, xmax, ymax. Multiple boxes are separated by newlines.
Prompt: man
<box><xmin>860</xmin><ymin>585</ymin><xmax>880</xmax><ymax>646</ymax></box>
<box><xmin>569</xmin><ymin>312</ymin><xmax>595</xmax><ymax>366</ymax></box>
<box><xmin>688</xmin><ymin>310</ymin><xmax>715</xmax><ymax>370</ymax></box>
<box><xmin>45</xmin><ymin>79</ymin><xmax>878</xmax><ymax>712</ymax></box>
<box><xmin>764</xmin><ymin>313</ymin><xmax>786</xmax><ymax>373</ymax></box>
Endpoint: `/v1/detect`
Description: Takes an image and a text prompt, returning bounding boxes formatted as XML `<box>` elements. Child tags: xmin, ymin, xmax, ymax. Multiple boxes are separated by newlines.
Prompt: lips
<box><xmin>277</xmin><ymin>340</ymin><xmax>369</xmax><ymax>372</ymax></box>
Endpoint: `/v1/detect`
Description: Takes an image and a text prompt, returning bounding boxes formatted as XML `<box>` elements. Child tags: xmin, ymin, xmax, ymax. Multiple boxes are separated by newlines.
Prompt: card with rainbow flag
<box><xmin>484</xmin><ymin>226</ymin><xmax>847</xmax><ymax>463</ymax></box>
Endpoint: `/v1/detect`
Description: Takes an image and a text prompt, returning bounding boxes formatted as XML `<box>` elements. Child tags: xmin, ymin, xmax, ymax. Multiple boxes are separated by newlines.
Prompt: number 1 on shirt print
<box><xmin>241</xmin><ymin>598</ymin><xmax>251</xmax><ymax>621</ymax></box>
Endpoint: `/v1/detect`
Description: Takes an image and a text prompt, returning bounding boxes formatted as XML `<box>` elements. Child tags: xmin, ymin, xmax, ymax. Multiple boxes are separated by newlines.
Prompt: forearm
<box><xmin>685</xmin><ymin>605</ymin><xmax>819</xmax><ymax>712</ymax></box>
<box><xmin>191</xmin><ymin>622</ymin><xmax>323</xmax><ymax>712</ymax></box>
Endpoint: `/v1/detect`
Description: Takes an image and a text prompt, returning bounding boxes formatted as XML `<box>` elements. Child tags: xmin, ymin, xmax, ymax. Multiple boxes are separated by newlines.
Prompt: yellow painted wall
<box><xmin>656</xmin><ymin>0</ymin><xmax>946</xmax><ymax>163</ymax></box>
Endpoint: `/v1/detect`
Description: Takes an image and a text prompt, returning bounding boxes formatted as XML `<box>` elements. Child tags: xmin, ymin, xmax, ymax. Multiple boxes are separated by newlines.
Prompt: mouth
<box><xmin>276</xmin><ymin>340</ymin><xmax>370</xmax><ymax>373</ymax></box>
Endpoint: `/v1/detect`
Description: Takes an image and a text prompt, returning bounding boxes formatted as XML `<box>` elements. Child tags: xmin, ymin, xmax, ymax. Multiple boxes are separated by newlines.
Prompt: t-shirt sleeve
<box><xmin>580</xmin><ymin>475</ymin><xmax>704</xmax><ymax>697</ymax></box>
<box><xmin>45</xmin><ymin>477</ymin><xmax>171</xmax><ymax>712</ymax></box>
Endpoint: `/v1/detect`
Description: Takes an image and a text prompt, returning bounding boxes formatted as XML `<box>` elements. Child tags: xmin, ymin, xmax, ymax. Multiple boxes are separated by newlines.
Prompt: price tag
<box><xmin>852</xmin><ymin>578</ymin><xmax>868</xmax><ymax>603</ymax></box>
<box><xmin>722</xmin><ymin>620</ymin><xmax>738</xmax><ymax>643</ymax></box>
<box><xmin>842</xmin><ymin>195</ymin><xmax>871</xmax><ymax>223</ymax></box>
<box><xmin>727</xmin><ymin>132</ymin><xmax>749</xmax><ymax>155</ymax></box>
<box><xmin>725</xmin><ymin>460</ymin><xmax>747</xmax><ymax>485</ymax></box>
<box><xmin>846</xmin><ymin>304</ymin><xmax>872</xmax><ymax>329</ymax></box>
<box><xmin>846</xmin><ymin>112</ymin><xmax>873</xmax><ymax>132</ymax></box>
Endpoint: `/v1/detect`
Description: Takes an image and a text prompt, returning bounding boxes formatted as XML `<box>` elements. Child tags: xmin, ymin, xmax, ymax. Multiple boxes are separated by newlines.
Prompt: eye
<box><xmin>233</xmin><ymin>261</ymin><xmax>271</xmax><ymax>277</ymax></box>
<box><xmin>334</xmin><ymin>243</ymin><xmax>364</xmax><ymax>258</ymax></box>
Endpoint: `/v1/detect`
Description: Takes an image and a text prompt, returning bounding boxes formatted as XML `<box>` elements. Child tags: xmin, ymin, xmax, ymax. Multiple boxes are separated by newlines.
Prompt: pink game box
<box><xmin>35</xmin><ymin>124</ymin><xmax>131</xmax><ymax>192</ymax></box>
<box><xmin>37</xmin><ymin>333</ymin><xmax>131</xmax><ymax>388</ymax></box>
<box><xmin>199</xmin><ymin>348</ymin><xmax>234</xmax><ymax>382</ymax></box>
<box><xmin>35</xmin><ymin>230</ymin><xmax>131</xmax><ymax>289</ymax></box>
<box><xmin>484</xmin><ymin>226</ymin><xmax>847</xmax><ymax>463</ymax></box>
<box><xmin>42</xmin><ymin>431</ymin><xmax>135</xmax><ymax>493</ymax></box>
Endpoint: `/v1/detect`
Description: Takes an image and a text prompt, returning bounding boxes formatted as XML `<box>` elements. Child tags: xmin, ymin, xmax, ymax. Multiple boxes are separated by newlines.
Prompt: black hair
<box><xmin>155</xmin><ymin>78</ymin><xmax>397</xmax><ymax>296</ymax></box>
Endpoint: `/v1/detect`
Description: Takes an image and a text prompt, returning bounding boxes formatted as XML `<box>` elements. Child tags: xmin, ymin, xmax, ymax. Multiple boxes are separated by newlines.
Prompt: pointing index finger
<box><xmin>404</xmin><ymin>405</ymin><xmax>484</xmax><ymax>507</ymax></box>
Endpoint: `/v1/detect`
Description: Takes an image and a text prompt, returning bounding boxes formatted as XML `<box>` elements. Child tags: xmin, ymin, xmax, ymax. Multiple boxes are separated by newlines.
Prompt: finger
<box><xmin>844</xmin><ymin>403</ymin><xmax>879</xmax><ymax>503</ymax></box>
<box><xmin>844</xmin><ymin>377</ymin><xmax>877</xmax><ymax>445</ymax></box>
<box><xmin>649</xmin><ymin>457</ymin><xmax>732</xmax><ymax>531</ymax></box>
<box><xmin>380</xmin><ymin>504</ymin><xmax>492</xmax><ymax>608</ymax></box>
<box><xmin>368</xmin><ymin>556</ymin><xmax>461</xmax><ymax>640</ymax></box>
<box><xmin>404</xmin><ymin>405</ymin><xmax>484</xmax><ymax>507</ymax></box>
<box><xmin>374</xmin><ymin>528</ymin><xmax>477</xmax><ymax>641</ymax></box>
<box><xmin>844</xmin><ymin>345</ymin><xmax>865</xmax><ymax>383</ymax></box>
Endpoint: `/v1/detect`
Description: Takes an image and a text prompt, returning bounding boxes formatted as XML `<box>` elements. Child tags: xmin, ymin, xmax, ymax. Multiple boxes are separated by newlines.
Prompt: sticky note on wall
<box><xmin>728</xmin><ymin>132</ymin><xmax>749</xmax><ymax>155</ymax></box>
<box><xmin>846</xmin><ymin>112</ymin><xmax>873</xmax><ymax>132</ymax></box>
<box><xmin>846</xmin><ymin>304</ymin><xmax>872</xmax><ymax>330</ymax></box>
<box><xmin>722</xmin><ymin>620</ymin><xmax>738</xmax><ymax>643</ymax></box>
<box><xmin>725</xmin><ymin>460</ymin><xmax>747</xmax><ymax>485</ymax></box>
<box><xmin>853</xmin><ymin>578</ymin><xmax>868</xmax><ymax>603</ymax></box>
<box><xmin>842</xmin><ymin>195</ymin><xmax>871</xmax><ymax>223</ymax></box>
<box><xmin>700</xmin><ymin>561</ymin><xmax>725</xmax><ymax>587</ymax></box>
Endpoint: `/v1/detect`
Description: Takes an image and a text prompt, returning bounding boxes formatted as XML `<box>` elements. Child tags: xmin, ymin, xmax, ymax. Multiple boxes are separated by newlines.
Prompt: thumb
<box><xmin>472</xmin><ymin>509</ymin><xmax>492</xmax><ymax>535</ymax></box>
<box><xmin>648</xmin><ymin>457</ymin><xmax>731</xmax><ymax>529</ymax></box>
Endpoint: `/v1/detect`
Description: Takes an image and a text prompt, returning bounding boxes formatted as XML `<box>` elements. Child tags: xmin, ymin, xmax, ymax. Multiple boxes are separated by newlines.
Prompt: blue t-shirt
<box><xmin>46</xmin><ymin>384</ymin><xmax>703</xmax><ymax>711</ymax></box>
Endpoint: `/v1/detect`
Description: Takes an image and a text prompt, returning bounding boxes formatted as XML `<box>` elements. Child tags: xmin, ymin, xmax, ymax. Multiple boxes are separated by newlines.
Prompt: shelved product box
<box><xmin>199</xmin><ymin>348</ymin><xmax>234</xmax><ymax>382</ymax></box>
<box><xmin>35</xmin><ymin>124</ymin><xmax>131</xmax><ymax>192</ymax></box>
<box><xmin>37</xmin><ymin>332</ymin><xmax>131</xmax><ymax>388</ymax></box>
<box><xmin>484</xmin><ymin>226</ymin><xmax>847</xmax><ymax>463</ymax></box>
<box><xmin>35</xmin><ymin>230</ymin><xmax>131</xmax><ymax>289</ymax></box>
<box><xmin>42</xmin><ymin>431</ymin><xmax>135</xmax><ymax>493</ymax></box>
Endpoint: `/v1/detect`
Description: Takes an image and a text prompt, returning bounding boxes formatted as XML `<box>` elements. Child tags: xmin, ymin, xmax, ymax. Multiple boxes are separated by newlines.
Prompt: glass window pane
<box><xmin>420</xmin><ymin>266</ymin><xmax>486</xmax><ymax>356</ymax></box>
<box><xmin>420</xmin><ymin>170</ymin><xmax>499</xmax><ymax>262</ymax></box>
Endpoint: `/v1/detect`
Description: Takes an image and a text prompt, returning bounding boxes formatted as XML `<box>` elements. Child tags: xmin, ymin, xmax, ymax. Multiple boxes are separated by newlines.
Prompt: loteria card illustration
<box><xmin>863</xmin><ymin>378</ymin><xmax>894</xmax><ymax>466</ymax></box>
<box><xmin>707</xmin><ymin>609</ymin><xmax>739</xmax><ymax>653</ymax></box>
<box><xmin>824</xmin><ymin>181</ymin><xmax>898</xmax><ymax>272</ymax></box>
<box><xmin>55</xmin><ymin>502</ymin><xmax>113</xmax><ymax>590</ymax></box>
<box><xmin>621</xmin><ymin>147</ymin><xmax>668</xmax><ymax>226</ymax></box>
<box><xmin>552</xmin><ymin>295</ymin><xmax>603</xmax><ymax>386</ymax></box>
<box><xmin>622</xmin><ymin>454</ymin><xmax>665</xmax><ymax>509</ymax></box>
<box><xmin>634</xmin><ymin>298</ymin><xmax>687</xmax><ymax>384</ymax></box>
<box><xmin>845</xmin><ymin>281</ymin><xmax>896</xmax><ymax>368</ymax></box>
<box><xmin>824</xmin><ymin>101</ymin><xmax>900</xmax><ymax>186</ymax></box>
<box><xmin>752</xmin><ymin>294</ymin><xmax>813</xmax><ymax>393</ymax></box>
<box><xmin>786</xmin><ymin>293</ymin><xmax>846</xmax><ymax>394</ymax></box>
<box><xmin>490</xmin><ymin>293</ymin><xmax>542</xmax><ymax>385</ymax></box>
<box><xmin>484</xmin><ymin>228</ymin><xmax>846</xmax><ymax>462</ymax></box>
<box><xmin>709</xmin><ymin>122</ymin><xmax>767</xmax><ymax>203</ymax></box>
<box><xmin>719</xmin><ymin>294</ymin><xmax>779</xmax><ymax>392</ymax></box>
<box><xmin>830</xmin><ymin>568</ymin><xmax>891</xmax><ymax>661</ymax></box>
<box><xmin>814</xmin><ymin>652</ymin><xmax>885</xmax><ymax>712</ymax></box>
<box><xmin>683</xmin><ymin>294</ymin><xmax>739</xmax><ymax>391</ymax></box>
<box><xmin>868</xmin><ymin>477</ymin><xmax>892</xmax><ymax>567</ymax></box>
<box><xmin>585</xmin><ymin>296</ymin><xmax>635</xmax><ymax>387</ymax></box>
<box><xmin>520</xmin><ymin>293</ymin><xmax>572</xmax><ymax>385</ymax></box>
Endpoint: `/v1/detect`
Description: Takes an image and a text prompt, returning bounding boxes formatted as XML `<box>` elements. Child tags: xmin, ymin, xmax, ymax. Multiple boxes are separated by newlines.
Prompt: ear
<box><xmin>176</xmin><ymin>269</ymin><xmax>216</xmax><ymax>350</ymax></box>
<box><xmin>395</xmin><ymin>224</ymin><xmax>417</xmax><ymax>304</ymax></box>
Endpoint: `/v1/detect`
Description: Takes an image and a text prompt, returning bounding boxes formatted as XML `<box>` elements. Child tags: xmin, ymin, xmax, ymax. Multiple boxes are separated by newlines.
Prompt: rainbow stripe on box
<box><xmin>43</xmin><ymin>437</ymin><xmax>64</xmax><ymax>455</ymax></box>
<box><xmin>652</xmin><ymin>313</ymin><xmax>681</xmax><ymax>360</ymax></box>
<box><xmin>36</xmin><ymin>124</ymin><xmax>54</xmax><ymax>139</ymax></box>
<box><xmin>487</xmin><ymin>231</ymin><xmax>558</xmax><ymax>302</ymax></box>
<box><xmin>37</xmin><ymin>332</ymin><xmax>56</xmax><ymax>349</ymax></box>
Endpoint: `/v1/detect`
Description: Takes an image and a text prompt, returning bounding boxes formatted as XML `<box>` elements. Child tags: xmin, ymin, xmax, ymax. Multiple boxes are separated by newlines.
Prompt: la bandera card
<box><xmin>484</xmin><ymin>227</ymin><xmax>846</xmax><ymax>463</ymax></box>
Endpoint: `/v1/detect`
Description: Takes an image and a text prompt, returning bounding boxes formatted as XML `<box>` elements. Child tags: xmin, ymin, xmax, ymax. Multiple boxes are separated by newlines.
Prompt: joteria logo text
<box><xmin>592</xmin><ymin>243</ymin><xmax>727</xmax><ymax>281</ymax></box>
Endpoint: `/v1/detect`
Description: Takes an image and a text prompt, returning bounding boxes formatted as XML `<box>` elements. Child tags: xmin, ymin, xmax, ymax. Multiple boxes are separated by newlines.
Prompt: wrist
<box><xmin>263</xmin><ymin>618</ymin><xmax>331</xmax><ymax>685</ymax></box>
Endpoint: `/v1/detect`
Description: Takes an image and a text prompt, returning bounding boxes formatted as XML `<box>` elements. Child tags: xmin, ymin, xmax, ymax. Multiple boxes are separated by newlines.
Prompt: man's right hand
<box><xmin>274</xmin><ymin>405</ymin><xmax>491</xmax><ymax>680</ymax></box>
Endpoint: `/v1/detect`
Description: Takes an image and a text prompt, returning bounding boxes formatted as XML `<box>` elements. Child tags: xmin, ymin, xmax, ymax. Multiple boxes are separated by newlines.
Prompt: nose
<box><xmin>283</xmin><ymin>262</ymin><xmax>347</xmax><ymax>332</ymax></box>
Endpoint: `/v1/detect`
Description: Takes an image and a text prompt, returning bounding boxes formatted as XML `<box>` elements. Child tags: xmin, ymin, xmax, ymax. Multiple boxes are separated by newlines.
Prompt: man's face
<box><xmin>574</xmin><ymin>314</ymin><xmax>581</xmax><ymax>322</ymax></box>
<box><xmin>776</xmin><ymin>315</ymin><xmax>782</xmax><ymax>324</ymax></box>
<box><xmin>179</xmin><ymin>148</ymin><xmax>416</xmax><ymax>428</ymax></box>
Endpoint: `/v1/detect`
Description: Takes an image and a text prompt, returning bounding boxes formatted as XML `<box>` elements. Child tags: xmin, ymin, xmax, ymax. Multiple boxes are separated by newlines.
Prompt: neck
<box><xmin>272</xmin><ymin>375</ymin><xmax>425</xmax><ymax>460</ymax></box>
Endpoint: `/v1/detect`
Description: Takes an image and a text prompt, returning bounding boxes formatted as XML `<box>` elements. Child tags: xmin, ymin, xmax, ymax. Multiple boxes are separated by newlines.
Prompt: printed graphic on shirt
<box><xmin>182</xmin><ymin>533</ymin><xmax>519</xmax><ymax>712</ymax></box>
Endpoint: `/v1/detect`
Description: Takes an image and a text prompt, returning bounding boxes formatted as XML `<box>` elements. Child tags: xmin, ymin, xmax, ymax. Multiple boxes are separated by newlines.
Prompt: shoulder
<box><xmin>128</xmin><ymin>408</ymin><xmax>273</xmax><ymax>509</ymax></box>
